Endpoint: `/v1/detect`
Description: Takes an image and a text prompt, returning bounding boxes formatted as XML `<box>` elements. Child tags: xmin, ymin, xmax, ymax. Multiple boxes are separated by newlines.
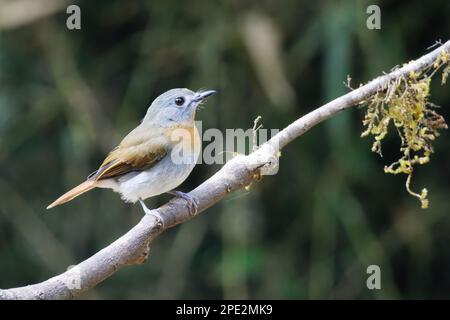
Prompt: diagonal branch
<box><xmin>1</xmin><ymin>40</ymin><xmax>449</xmax><ymax>300</ymax></box>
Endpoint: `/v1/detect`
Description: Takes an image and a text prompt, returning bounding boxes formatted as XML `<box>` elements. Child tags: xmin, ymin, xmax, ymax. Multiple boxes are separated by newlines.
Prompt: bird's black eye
<box><xmin>175</xmin><ymin>97</ymin><xmax>185</xmax><ymax>106</ymax></box>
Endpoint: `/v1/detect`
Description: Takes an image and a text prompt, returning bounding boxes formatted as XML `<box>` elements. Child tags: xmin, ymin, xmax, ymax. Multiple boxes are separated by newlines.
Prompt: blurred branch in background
<box><xmin>38</xmin><ymin>23</ymin><xmax>117</xmax><ymax>152</ymax></box>
<box><xmin>241</xmin><ymin>12</ymin><xmax>296</xmax><ymax>110</ymax></box>
<box><xmin>1</xmin><ymin>40</ymin><xmax>448</xmax><ymax>299</ymax></box>
<box><xmin>0</xmin><ymin>0</ymin><xmax>69</xmax><ymax>30</ymax></box>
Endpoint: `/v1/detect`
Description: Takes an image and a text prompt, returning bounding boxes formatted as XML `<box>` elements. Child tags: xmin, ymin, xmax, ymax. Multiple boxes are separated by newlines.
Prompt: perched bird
<box><xmin>47</xmin><ymin>88</ymin><xmax>216</xmax><ymax>220</ymax></box>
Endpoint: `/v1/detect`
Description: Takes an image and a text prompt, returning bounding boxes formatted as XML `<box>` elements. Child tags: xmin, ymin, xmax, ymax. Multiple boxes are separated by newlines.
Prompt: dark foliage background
<box><xmin>0</xmin><ymin>0</ymin><xmax>449</xmax><ymax>299</ymax></box>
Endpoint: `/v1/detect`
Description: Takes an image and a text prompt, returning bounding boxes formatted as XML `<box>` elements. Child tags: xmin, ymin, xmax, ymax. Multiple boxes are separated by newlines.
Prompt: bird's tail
<box><xmin>47</xmin><ymin>180</ymin><xmax>97</xmax><ymax>209</ymax></box>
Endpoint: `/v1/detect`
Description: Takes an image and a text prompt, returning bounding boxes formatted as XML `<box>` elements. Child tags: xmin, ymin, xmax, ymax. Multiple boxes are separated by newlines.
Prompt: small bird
<box><xmin>47</xmin><ymin>88</ymin><xmax>216</xmax><ymax>220</ymax></box>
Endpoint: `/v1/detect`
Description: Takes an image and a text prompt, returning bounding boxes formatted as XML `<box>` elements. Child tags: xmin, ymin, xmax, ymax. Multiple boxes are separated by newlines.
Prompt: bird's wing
<box><xmin>89</xmin><ymin>125</ymin><xmax>169</xmax><ymax>180</ymax></box>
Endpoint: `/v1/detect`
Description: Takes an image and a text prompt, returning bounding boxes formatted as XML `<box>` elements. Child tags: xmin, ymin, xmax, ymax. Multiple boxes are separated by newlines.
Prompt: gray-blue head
<box><xmin>144</xmin><ymin>88</ymin><xmax>216</xmax><ymax>124</ymax></box>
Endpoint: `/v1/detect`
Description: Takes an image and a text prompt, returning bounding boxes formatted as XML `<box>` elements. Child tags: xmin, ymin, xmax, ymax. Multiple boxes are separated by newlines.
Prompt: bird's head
<box><xmin>143</xmin><ymin>88</ymin><xmax>216</xmax><ymax>125</ymax></box>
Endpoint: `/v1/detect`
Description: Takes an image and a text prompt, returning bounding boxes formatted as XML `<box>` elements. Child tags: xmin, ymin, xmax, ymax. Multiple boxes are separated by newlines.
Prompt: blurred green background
<box><xmin>1</xmin><ymin>0</ymin><xmax>449</xmax><ymax>299</ymax></box>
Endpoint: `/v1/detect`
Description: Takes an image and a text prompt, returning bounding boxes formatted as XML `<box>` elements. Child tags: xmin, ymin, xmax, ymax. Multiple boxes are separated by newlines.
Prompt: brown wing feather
<box><xmin>89</xmin><ymin>125</ymin><xmax>169</xmax><ymax>181</ymax></box>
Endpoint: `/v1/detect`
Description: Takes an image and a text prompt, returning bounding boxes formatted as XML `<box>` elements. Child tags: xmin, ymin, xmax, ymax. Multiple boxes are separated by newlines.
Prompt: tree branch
<box><xmin>1</xmin><ymin>40</ymin><xmax>449</xmax><ymax>300</ymax></box>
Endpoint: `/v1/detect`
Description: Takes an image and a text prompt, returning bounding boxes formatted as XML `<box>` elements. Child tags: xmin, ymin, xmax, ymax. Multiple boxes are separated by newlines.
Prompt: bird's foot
<box><xmin>139</xmin><ymin>200</ymin><xmax>163</xmax><ymax>227</ymax></box>
<box><xmin>168</xmin><ymin>191</ymin><xmax>199</xmax><ymax>216</ymax></box>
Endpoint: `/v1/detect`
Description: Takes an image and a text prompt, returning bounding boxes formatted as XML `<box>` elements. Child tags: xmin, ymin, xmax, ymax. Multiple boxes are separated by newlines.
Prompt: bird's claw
<box><xmin>169</xmin><ymin>191</ymin><xmax>199</xmax><ymax>216</ymax></box>
<box><xmin>139</xmin><ymin>200</ymin><xmax>164</xmax><ymax>227</ymax></box>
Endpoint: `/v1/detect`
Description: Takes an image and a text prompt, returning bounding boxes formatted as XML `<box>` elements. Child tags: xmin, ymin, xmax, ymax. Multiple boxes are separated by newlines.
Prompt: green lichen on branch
<box><xmin>360</xmin><ymin>50</ymin><xmax>450</xmax><ymax>208</ymax></box>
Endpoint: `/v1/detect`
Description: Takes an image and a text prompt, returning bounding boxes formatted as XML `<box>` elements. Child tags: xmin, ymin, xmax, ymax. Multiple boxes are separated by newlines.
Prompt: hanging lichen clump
<box><xmin>360</xmin><ymin>50</ymin><xmax>450</xmax><ymax>208</ymax></box>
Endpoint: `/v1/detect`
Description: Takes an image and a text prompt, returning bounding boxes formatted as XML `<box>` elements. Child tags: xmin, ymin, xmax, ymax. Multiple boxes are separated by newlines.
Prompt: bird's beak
<box><xmin>194</xmin><ymin>90</ymin><xmax>216</xmax><ymax>102</ymax></box>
